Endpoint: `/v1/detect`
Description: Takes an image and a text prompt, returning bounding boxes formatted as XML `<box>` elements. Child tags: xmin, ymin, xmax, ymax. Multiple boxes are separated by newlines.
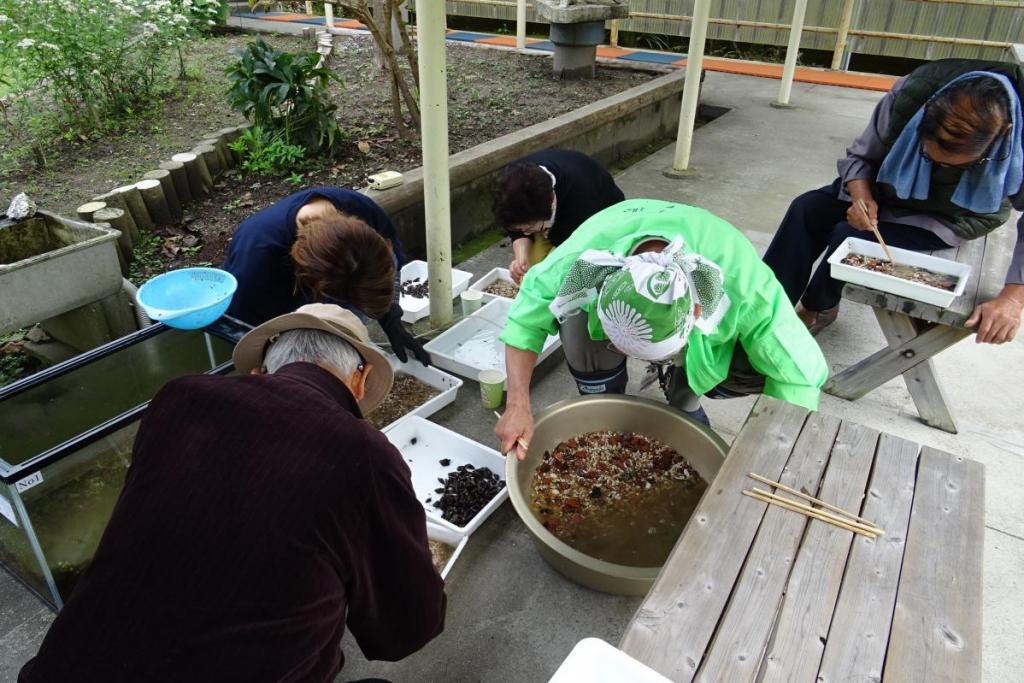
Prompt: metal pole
<box><xmin>668</xmin><ymin>0</ymin><xmax>711</xmax><ymax>174</ymax></box>
<box><xmin>775</xmin><ymin>0</ymin><xmax>809</xmax><ymax>107</ymax></box>
<box><xmin>516</xmin><ymin>0</ymin><xmax>527</xmax><ymax>49</ymax></box>
<box><xmin>831</xmin><ymin>0</ymin><xmax>856</xmax><ymax>70</ymax></box>
<box><xmin>415</xmin><ymin>0</ymin><xmax>454</xmax><ymax>327</ymax></box>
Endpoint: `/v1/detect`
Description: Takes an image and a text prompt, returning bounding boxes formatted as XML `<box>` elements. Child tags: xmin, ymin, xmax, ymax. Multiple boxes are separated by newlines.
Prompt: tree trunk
<box><xmin>159</xmin><ymin>160</ymin><xmax>194</xmax><ymax>206</ymax></box>
<box><xmin>93</xmin><ymin>206</ymin><xmax>134</xmax><ymax>270</ymax></box>
<box><xmin>171</xmin><ymin>152</ymin><xmax>212</xmax><ymax>198</ymax></box>
<box><xmin>115</xmin><ymin>184</ymin><xmax>155</xmax><ymax>230</ymax></box>
<box><xmin>142</xmin><ymin>169</ymin><xmax>183</xmax><ymax>222</ymax></box>
<box><xmin>92</xmin><ymin>190</ymin><xmax>140</xmax><ymax>245</ymax></box>
<box><xmin>76</xmin><ymin>201</ymin><xmax>107</xmax><ymax>223</ymax></box>
<box><xmin>136</xmin><ymin>179</ymin><xmax>174</xmax><ymax>227</ymax></box>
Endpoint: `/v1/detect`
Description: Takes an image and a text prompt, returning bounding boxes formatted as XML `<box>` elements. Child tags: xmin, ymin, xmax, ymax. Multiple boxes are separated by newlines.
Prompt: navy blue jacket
<box><xmin>222</xmin><ymin>188</ymin><xmax>406</xmax><ymax>325</ymax></box>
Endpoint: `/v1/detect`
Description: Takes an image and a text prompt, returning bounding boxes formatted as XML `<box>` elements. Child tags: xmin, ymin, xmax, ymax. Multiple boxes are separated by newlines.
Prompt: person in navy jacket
<box><xmin>223</xmin><ymin>187</ymin><xmax>428</xmax><ymax>363</ymax></box>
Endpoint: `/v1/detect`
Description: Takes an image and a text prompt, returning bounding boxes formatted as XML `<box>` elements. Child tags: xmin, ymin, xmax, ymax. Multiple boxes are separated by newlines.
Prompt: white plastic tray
<box><xmin>383</xmin><ymin>416</ymin><xmax>508</xmax><ymax>535</ymax></box>
<box><xmin>399</xmin><ymin>260</ymin><xmax>473</xmax><ymax>323</ymax></box>
<box><xmin>828</xmin><ymin>237</ymin><xmax>971</xmax><ymax>308</ymax></box>
<box><xmin>426</xmin><ymin>522</ymin><xmax>469</xmax><ymax>581</ymax></box>
<box><xmin>548</xmin><ymin>638</ymin><xmax>672</xmax><ymax>683</ymax></box>
<box><xmin>468</xmin><ymin>267</ymin><xmax>519</xmax><ymax>303</ymax></box>
<box><xmin>373</xmin><ymin>356</ymin><xmax>463</xmax><ymax>431</ymax></box>
<box><xmin>423</xmin><ymin>298</ymin><xmax>561</xmax><ymax>379</ymax></box>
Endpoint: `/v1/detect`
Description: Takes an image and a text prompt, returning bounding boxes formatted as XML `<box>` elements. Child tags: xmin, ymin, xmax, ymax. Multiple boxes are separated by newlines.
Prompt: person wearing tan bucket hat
<box><xmin>233</xmin><ymin>302</ymin><xmax>395</xmax><ymax>413</ymax></box>
<box><xmin>20</xmin><ymin>305</ymin><xmax>447</xmax><ymax>683</ymax></box>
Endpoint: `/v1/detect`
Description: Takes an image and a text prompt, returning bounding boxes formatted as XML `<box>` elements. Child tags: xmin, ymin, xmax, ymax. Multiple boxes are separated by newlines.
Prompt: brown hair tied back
<box><xmin>919</xmin><ymin>75</ymin><xmax>1011</xmax><ymax>157</ymax></box>
<box><xmin>291</xmin><ymin>214</ymin><xmax>396</xmax><ymax>319</ymax></box>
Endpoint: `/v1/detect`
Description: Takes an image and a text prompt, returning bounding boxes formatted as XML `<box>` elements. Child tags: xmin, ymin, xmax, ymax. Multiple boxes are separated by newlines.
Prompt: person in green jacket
<box><xmin>495</xmin><ymin>199</ymin><xmax>828</xmax><ymax>459</ymax></box>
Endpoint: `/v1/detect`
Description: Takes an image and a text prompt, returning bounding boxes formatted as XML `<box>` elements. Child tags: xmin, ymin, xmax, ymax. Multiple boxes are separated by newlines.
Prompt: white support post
<box><xmin>775</xmin><ymin>0</ymin><xmax>809</xmax><ymax>107</ymax></box>
<box><xmin>667</xmin><ymin>0</ymin><xmax>711</xmax><ymax>175</ymax></box>
<box><xmin>516</xmin><ymin>0</ymin><xmax>527</xmax><ymax>50</ymax></box>
<box><xmin>324</xmin><ymin>1</ymin><xmax>335</xmax><ymax>27</ymax></box>
<box><xmin>831</xmin><ymin>0</ymin><xmax>856</xmax><ymax>71</ymax></box>
<box><xmin>305</xmin><ymin>1</ymin><xmax>313</xmax><ymax>15</ymax></box>
<box><xmin>415</xmin><ymin>0</ymin><xmax>453</xmax><ymax>327</ymax></box>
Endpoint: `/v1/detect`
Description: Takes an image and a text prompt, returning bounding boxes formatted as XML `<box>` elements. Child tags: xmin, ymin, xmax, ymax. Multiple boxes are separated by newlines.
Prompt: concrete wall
<box><xmin>364</xmin><ymin>68</ymin><xmax>687</xmax><ymax>257</ymax></box>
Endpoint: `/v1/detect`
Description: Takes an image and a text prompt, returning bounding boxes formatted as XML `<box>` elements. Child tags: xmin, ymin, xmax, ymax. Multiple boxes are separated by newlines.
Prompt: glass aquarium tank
<box><xmin>0</xmin><ymin>317</ymin><xmax>249</xmax><ymax>609</ymax></box>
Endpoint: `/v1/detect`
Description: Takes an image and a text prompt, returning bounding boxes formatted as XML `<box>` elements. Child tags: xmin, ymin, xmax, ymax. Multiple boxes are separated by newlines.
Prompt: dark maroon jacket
<box><xmin>20</xmin><ymin>363</ymin><xmax>446</xmax><ymax>683</ymax></box>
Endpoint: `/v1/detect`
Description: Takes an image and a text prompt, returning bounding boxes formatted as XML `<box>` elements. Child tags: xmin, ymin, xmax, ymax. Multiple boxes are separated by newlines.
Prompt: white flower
<box><xmin>142</xmin><ymin>21</ymin><xmax>159</xmax><ymax>36</ymax></box>
<box><xmin>40</xmin><ymin>42</ymin><xmax>60</xmax><ymax>50</ymax></box>
<box><xmin>17</xmin><ymin>38</ymin><xmax>35</xmax><ymax>48</ymax></box>
<box><xmin>601</xmin><ymin>300</ymin><xmax>654</xmax><ymax>357</ymax></box>
<box><xmin>0</xmin><ymin>14</ymin><xmax>10</xmax><ymax>23</ymax></box>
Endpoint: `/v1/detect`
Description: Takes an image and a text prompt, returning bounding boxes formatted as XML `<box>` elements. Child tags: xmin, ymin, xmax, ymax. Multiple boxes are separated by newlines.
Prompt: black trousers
<box><xmin>763</xmin><ymin>180</ymin><xmax>950</xmax><ymax>312</ymax></box>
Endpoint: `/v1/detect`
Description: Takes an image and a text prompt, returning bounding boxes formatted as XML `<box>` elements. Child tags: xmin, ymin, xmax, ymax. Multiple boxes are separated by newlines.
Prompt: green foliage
<box><xmin>228</xmin><ymin>125</ymin><xmax>308</xmax><ymax>176</ymax></box>
<box><xmin>225</xmin><ymin>39</ymin><xmax>341</xmax><ymax>156</ymax></box>
<box><xmin>0</xmin><ymin>0</ymin><xmax>219</xmax><ymax>130</ymax></box>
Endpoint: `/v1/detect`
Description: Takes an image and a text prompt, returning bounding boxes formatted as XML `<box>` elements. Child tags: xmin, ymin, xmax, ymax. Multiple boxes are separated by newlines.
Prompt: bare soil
<box><xmin>1</xmin><ymin>32</ymin><xmax>654</xmax><ymax>283</ymax></box>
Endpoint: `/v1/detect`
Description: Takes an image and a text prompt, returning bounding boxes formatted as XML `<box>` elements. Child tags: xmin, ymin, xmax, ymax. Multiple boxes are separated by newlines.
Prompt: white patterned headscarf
<box><xmin>549</xmin><ymin>237</ymin><xmax>729</xmax><ymax>362</ymax></box>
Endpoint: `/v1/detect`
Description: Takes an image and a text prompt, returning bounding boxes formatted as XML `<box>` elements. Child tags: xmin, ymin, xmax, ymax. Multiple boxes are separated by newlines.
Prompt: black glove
<box><xmin>379</xmin><ymin>303</ymin><xmax>431</xmax><ymax>365</ymax></box>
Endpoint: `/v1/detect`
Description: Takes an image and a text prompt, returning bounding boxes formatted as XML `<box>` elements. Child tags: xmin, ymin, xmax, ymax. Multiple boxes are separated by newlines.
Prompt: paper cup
<box><xmin>461</xmin><ymin>289</ymin><xmax>483</xmax><ymax>315</ymax></box>
<box><xmin>478</xmin><ymin>369</ymin><xmax>506</xmax><ymax>409</ymax></box>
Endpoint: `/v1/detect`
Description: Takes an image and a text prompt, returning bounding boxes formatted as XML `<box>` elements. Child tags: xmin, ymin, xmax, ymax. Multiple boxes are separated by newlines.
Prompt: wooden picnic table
<box><xmin>825</xmin><ymin>221</ymin><xmax>1017</xmax><ymax>433</ymax></box>
<box><xmin>620</xmin><ymin>397</ymin><xmax>984</xmax><ymax>683</ymax></box>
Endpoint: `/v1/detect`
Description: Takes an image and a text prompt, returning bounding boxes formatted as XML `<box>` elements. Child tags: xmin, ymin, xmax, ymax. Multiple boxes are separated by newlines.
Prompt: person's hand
<box><xmin>509</xmin><ymin>257</ymin><xmax>529</xmax><ymax>285</ymax></box>
<box><xmin>378</xmin><ymin>303</ymin><xmax>431</xmax><ymax>365</ymax></box>
<box><xmin>495</xmin><ymin>403</ymin><xmax>533</xmax><ymax>461</ymax></box>
<box><xmin>846</xmin><ymin>195</ymin><xmax>879</xmax><ymax>232</ymax></box>
<box><xmin>966</xmin><ymin>293</ymin><xmax>1024</xmax><ymax>344</ymax></box>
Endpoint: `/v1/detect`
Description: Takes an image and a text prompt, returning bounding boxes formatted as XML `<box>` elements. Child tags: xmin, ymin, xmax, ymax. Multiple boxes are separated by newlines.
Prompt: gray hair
<box><xmin>263</xmin><ymin>328</ymin><xmax>362</xmax><ymax>377</ymax></box>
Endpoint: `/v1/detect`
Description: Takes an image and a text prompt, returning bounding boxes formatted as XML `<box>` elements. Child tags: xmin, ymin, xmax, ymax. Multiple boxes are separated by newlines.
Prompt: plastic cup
<box><xmin>461</xmin><ymin>289</ymin><xmax>483</xmax><ymax>315</ymax></box>
<box><xmin>478</xmin><ymin>369</ymin><xmax>506</xmax><ymax>409</ymax></box>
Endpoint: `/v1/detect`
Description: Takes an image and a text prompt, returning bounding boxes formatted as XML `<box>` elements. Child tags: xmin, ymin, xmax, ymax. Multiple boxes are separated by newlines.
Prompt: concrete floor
<box><xmin>2</xmin><ymin>70</ymin><xmax>1021</xmax><ymax>682</ymax></box>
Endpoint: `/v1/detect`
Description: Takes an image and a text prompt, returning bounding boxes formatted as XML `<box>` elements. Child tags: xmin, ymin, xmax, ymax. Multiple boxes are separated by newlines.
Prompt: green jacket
<box><xmin>500</xmin><ymin>199</ymin><xmax>829</xmax><ymax>411</ymax></box>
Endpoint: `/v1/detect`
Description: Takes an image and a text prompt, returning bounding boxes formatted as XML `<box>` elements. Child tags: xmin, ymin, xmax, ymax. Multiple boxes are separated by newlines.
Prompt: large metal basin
<box><xmin>506</xmin><ymin>395</ymin><xmax>728</xmax><ymax>595</ymax></box>
<box><xmin>0</xmin><ymin>210</ymin><xmax>122</xmax><ymax>334</ymax></box>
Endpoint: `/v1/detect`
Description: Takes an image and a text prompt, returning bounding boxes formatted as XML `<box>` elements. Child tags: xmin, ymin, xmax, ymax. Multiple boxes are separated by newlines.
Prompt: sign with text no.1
<box><xmin>15</xmin><ymin>471</ymin><xmax>44</xmax><ymax>494</ymax></box>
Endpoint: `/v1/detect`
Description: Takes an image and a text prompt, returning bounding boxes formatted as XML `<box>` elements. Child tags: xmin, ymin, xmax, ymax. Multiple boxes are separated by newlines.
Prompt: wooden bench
<box><xmin>825</xmin><ymin>221</ymin><xmax>1017</xmax><ymax>433</ymax></box>
<box><xmin>620</xmin><ymin>397</ymin><xmax>985</xmax><ymax>683</ymax></box>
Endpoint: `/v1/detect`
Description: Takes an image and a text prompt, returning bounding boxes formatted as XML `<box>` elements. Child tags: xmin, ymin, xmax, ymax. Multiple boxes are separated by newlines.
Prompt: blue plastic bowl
<box><xmin>136</xmin><ymin>267</ymin><xmax>238</xmax><ymax>330</ymax></box>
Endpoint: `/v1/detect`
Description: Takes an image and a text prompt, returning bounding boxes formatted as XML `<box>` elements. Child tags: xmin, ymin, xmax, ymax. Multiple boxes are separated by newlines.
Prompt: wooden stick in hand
<box><xmin>855</xmin><ymin>198</ymin><xmax>896</xmax><ymax>263</ymax></box>
<box><xmin>493</xmin><ymin>411</ymin><xmax>530</xmax><ymax>452</ymax></box>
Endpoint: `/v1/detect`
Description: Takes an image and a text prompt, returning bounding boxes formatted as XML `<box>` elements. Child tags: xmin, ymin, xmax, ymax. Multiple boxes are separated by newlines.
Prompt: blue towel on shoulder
<box><xmin>877</xmin><ymin>71</ymin><xmax>1023</xmax><ymax>214</ymax></box>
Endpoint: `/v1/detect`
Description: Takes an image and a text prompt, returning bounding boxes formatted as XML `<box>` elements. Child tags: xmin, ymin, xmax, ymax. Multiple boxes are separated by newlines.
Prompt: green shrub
<box><xmin>0</xmin><ymin>0</ymin><xmax>220</xmax><ymax>129</ymax></box>
<box><xmin>229</xmin><ymin>125</ymin><xmax>308</xmax><ymax>176</ymax></box>
<box><xmin>225</xmin><ymin>39</ymin><xmax>341</xmax><ymax>156</ymax></box>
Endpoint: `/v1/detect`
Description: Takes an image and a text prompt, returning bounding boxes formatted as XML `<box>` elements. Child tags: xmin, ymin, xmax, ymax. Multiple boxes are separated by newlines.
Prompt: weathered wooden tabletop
<box><xmin>620</xmin><ymin>397</ymin><xmax>985</xmax><ymax>683</ymax></box>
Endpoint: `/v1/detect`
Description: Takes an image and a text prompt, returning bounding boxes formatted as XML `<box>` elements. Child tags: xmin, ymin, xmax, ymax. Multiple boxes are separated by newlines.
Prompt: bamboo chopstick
<box><xmin>743</xmin><ymin>490</ymin><xmax>879</xmax><ymax>538</ymax></box>
<box><xmin>855</xmin><ymin>198</ymin><xmax>897</xmax><ymax>263</ymax></box>
<box><xmin>493</xmin><ymin>411</ymin><xmax>530</xmax><ymax>451</ymax></box>
<box><xmin>747</xmin><ymin>472</ymin><xmax>878</xmax><ymax>528</ymax></box>
<box><xmin>749</xmin><ymin>488</ymin><xmax>883</xmax><ymax>536</ymax></box>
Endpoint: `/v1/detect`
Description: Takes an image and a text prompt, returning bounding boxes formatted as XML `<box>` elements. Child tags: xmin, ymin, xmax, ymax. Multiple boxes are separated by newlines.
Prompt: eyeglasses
<box><xmin>918</xmin><ymin>133</ymin><xmax>1011</xmax><ymax>170</ymax></box>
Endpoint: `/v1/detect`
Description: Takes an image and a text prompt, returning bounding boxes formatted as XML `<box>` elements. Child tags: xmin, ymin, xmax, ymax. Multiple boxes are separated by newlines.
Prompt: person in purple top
<box><xmin>223</xmin><ymin>187</ymin><xmax>429</xmax><ymax>363</ymax></box>
<box><xmin>764</xmin><ymin>59</ymin><xmax>1024</xmax><ymax>344</ymax></box>
<box><xmin>19</xmin><ymin>304</ymin><xmax>446</xmax><ymax>683</ymax></box>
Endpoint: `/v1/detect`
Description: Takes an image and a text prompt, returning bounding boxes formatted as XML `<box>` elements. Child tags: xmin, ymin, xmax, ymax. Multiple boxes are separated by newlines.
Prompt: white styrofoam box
<box><xmin>383</xmin><ymin>416</ymin><xmax>508</xmax><ymax>535</ymax></box>
<box><xmin>399</xmin><ymin>260</ymin><xmax>473</xmax><ymax>323</ymax></box>
<box><xmin>423</xmin><ymin>298</ymin><xmax>561</xmax><ymax>379</ymax></box>
<box><xmin>548</xmin><ymin>638</ymin><xmax>672</xmax><ymax>683</ymax></box>
<box><xmin>828</xmin><ymin>237</ymin><xmax>971</xmax><ymax>309</ymax></box>
<box><xmin>375</xmin><ymin>356</ymin><xmax>463</xmax><ymax>431</ymax></box>
<box><xmin>426</xmin><ymin>522</ymin><xmax>469</xmax><ymax>580</ymax></box>
<box><xmin>468</xmin><ymin>267</ymin><xmax>519</xmax><ymax>303</ymax></box>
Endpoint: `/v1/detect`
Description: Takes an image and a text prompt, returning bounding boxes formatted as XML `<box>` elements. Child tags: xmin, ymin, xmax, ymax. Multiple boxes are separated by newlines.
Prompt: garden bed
<box><xmin>1</xmin><ymin>32</ymin><xmax>655</xmax><ymax>283</ymax></box>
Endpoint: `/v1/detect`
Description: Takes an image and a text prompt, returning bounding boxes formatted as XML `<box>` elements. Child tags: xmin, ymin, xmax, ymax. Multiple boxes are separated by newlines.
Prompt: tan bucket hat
<box><xmin>232</xmin><ymin>303</ymin><xmax>394</xmax><ymax>413</ymax></box>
